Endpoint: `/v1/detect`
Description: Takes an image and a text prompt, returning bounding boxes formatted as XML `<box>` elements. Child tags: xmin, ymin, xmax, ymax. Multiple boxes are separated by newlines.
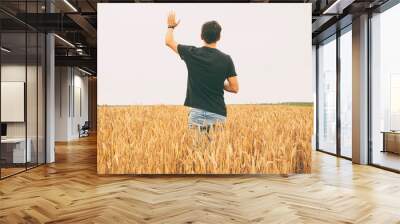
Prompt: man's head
<box><xmin>201</xmin><ymin>21</ymin><xmax>221</xmax><ymax>44</ymax></box>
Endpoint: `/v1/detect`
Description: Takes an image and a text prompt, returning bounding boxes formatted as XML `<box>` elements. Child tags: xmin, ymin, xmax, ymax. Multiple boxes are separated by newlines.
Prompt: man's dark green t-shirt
<box><xmin>177</xmin><ymin>44</ymin><xmax>237</xmax><ymax>117</ymax></box>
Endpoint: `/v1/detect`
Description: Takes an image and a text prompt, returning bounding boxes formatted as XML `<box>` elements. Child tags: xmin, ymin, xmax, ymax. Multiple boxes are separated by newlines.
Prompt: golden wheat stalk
<box><xmin>97</xmin><ymin>105</ymin><xmax>313</xmax><ymax>174</ymax></box>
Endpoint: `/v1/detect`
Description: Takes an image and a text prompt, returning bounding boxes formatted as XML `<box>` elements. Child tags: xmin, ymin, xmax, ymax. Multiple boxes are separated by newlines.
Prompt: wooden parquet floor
<box><xmin>1</xmin><ymin>135</ymin><xmax>400</xmax><ymax>224</ymax></box>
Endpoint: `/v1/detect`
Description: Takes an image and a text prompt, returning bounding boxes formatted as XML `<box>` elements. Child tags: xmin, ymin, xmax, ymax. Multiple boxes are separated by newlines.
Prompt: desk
<box><xmin>1</xmin><ymin>138</ymin><xmax>31</xmax><ymax>163</ymax></box>
<box><xmin>382</xmin><ymin>131</ymin><xmax>400</xmax><ymax>154</ymax></box>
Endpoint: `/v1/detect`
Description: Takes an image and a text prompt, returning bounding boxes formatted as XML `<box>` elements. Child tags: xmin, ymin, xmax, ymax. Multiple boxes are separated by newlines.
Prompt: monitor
<box><xmin>1</xmin><ymin>123</ymin><xmax>7</xmax><ymax>137</ymax></box>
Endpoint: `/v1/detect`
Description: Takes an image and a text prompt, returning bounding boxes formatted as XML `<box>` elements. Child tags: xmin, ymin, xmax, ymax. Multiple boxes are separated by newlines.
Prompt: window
<box><xmin>339</xmin><ymin>28</ymin><xmax>352</xmax><ymax>158</ymax></box>
<box><xmin>318</xmin><ymin>36</ymin><xmax>337</xmax><ymax>154</ymax></box>
<box><xmin>371</xmin><ymin>3</ymin><xmax>400</xmax><ymax>171</ymax></box>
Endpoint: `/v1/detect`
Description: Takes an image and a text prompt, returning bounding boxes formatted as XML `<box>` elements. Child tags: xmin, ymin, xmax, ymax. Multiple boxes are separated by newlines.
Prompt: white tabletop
<box><xmin>1</xmin><ymin>138</ymin><xmax>27</xmax><ymax>144</ymax></box>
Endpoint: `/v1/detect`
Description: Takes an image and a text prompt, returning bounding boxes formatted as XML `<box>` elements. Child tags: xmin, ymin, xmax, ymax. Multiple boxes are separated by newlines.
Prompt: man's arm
<box><xmin>224</xmin><ymin>76</ymin><xmax>239</xmax><ymax>94</ymax></box>
<box><xmin>165</xmin><ymin>11</ymin><xmax>180</xmax><ymax>53</ymax></box>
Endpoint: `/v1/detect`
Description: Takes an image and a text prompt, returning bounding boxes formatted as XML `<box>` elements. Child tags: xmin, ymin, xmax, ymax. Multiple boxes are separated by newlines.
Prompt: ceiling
<box><xmin>0</xmin><ymin>0</ymin><xmax>392</xmax><ymax>75</ymax></box>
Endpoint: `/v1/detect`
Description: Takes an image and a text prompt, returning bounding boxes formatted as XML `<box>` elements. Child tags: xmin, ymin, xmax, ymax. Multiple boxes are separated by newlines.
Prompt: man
<box><xmin>165</xmin><ymin>11</ymin><xmax>239</xmax><ymax>131</ymax></box>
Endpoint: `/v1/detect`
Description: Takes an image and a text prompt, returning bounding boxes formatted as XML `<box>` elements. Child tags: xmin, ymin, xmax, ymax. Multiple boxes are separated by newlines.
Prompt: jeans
<box><xmin>188</xmin><ymin>108</ymin><xmax>226</xmax><ymax>131</ymax></box>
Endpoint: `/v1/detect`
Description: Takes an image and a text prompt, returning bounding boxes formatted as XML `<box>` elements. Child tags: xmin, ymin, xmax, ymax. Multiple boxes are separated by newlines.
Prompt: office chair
<box><xmin>79</xmin><ymin>121</ymin><xmax>90</xmax><ymax>138</ymax></box>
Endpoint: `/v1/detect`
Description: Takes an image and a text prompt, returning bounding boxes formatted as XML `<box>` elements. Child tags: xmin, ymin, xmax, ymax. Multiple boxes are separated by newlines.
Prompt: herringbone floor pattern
<box><xmin>1</xmin><ymin>135</ymin><xmax>400</xmax><ymax>223</ymax></box>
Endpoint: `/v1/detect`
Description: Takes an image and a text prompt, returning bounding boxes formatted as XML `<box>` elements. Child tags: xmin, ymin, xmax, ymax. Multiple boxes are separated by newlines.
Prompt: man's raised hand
<box><xmin>165</xmin><ymin>11</ymin><xmax>179</xmax><ymax>53</ymax></box>
<box><xmin>167</xmin><ymin>11</ymin><xmax>180</xmax><ymax>28</ymax></box>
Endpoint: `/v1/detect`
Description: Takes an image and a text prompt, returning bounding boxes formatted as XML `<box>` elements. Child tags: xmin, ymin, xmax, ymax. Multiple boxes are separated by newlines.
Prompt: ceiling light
<box><xmin>323</xmin><ymin>0</ymin><xmax>355</xmax><ymax>15</ymax></box>
<box><xmin>54</xmin><ymin>34</ymin><xmax>75</xmax><ymax>48</ymax></box>
<box><xmin>63</xmin><ymin>0</ymin><xmax>78</xmax><ymax>12</ymax></box>
<box><xmin>78</xmin><ymin>67</ymin><xmax>93</xmax><ymax>76</ymax></box>
<box><xmin>1</xmin><ymin>47</ymin><xmax>11</xmax><ymax>53</ymax></box>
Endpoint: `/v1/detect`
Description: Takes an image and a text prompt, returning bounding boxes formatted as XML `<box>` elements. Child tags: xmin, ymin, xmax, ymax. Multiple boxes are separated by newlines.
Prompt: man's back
<box><xmin>178</xmin><ymin>45</ymin><xmax>237</xmax><ymax>117</ymax></box>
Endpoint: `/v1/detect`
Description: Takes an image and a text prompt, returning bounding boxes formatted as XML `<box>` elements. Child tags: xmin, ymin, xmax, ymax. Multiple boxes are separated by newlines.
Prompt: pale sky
<box><xmin>98</xmin><ymin>3</ymin><xmax>312</xmax><ymax>105</ymax></box>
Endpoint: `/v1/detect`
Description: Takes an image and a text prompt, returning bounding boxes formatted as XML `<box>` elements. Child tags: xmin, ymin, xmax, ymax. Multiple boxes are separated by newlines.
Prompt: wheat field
<box><xmin>97</xmin><ymin>105</ymin><xmax>313</xmax><ymax>174</ymax></box>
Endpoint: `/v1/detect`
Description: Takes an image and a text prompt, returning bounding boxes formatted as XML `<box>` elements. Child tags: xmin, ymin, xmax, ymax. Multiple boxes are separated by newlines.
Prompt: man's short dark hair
<box><xmin>201</xmin><ymin>21</ymin><xmax>221</xmax><ymax>44</ymax></box>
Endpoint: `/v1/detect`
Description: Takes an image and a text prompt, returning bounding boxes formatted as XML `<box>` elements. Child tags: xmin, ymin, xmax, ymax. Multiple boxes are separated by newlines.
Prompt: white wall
<box><xmin>71</xmin><ymin>73</ymin><xmax>89</xmax><ymax>138</ymax></box>
<box><xmin>98</xmin><ymin>3</ymin><xmax>312</xmax><ymax>106</ymax></box>
<box><xmin>55</xmin><ymin>67</ymin><xmax>69</xmax><ymax>141</ymax></box>
<box><xmin>55</xmin><ymin>67</ymin><xmax>89</xmax><ymax>141</ymax></box>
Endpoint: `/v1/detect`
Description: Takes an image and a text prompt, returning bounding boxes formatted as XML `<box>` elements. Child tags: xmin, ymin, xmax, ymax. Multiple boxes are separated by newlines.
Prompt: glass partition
<box><xmin>0</xmin><ymin>1</ymin><xmax>46</xmax><ymax>179</ymax></box>
<box><xmin>0</xmin><ymin>31</ymin><xmax>28</xmax><ymax>177</ymax></box>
